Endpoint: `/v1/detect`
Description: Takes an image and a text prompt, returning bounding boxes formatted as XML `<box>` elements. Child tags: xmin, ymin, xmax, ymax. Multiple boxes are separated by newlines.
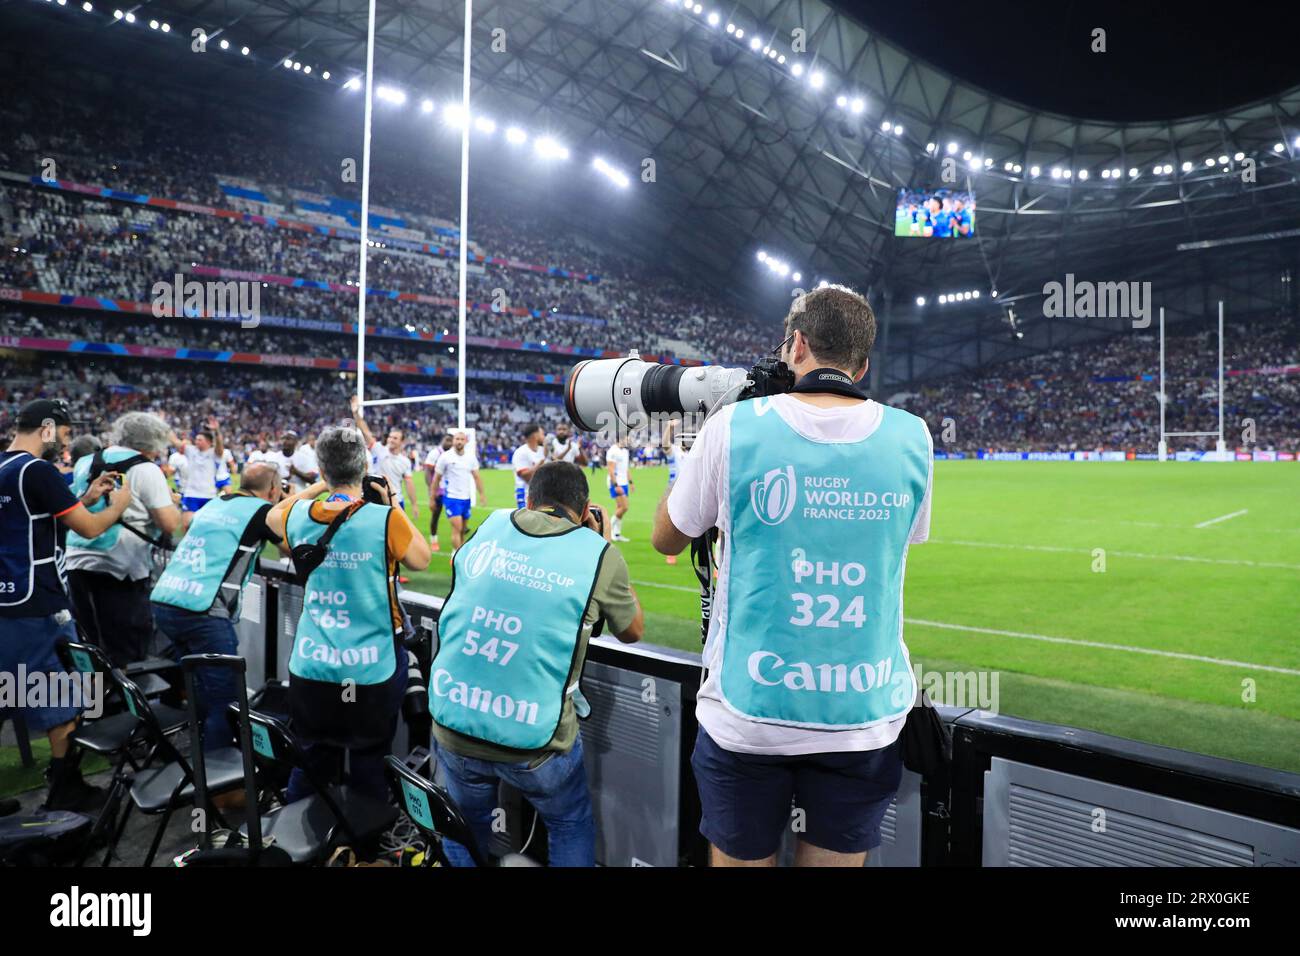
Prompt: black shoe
<box><xmin>43</xmin><ymin>767</ymin><xmax>109</xmax><ymax>813</ymax></box>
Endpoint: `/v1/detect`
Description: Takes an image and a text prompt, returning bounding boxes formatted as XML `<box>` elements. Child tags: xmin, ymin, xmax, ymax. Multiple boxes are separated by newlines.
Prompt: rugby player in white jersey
<box><xmin>606</xmin><ymin>438</ymin><xmax>633</xmax><ymax>541</ymax></box>
<box><xmin>511</xmin><ymin>423</ymin><xmax>546</xmax><ymax>510</ymax></box>
<box><xmin>433</xmin><ymin>430</ymin><xmax>486</xmax><ymax>552</ymax></box>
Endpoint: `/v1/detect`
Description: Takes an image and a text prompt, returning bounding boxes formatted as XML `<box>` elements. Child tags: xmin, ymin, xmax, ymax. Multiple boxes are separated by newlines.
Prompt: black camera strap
<box><xmin>789</xmin><ymin>367</ymin><xmax>867</xmax><ymax>400</ymax></box>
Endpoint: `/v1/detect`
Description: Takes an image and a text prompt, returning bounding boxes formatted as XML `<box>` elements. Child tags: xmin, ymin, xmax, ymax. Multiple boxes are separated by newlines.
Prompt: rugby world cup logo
<box><xmin>750</xmin><ymin>466</ymin><xmax>798</xmax><ymax>526</ymax></box>
<box><xmin>462</xmin><ymin>539</ymin><xmax>499</xmax><ymax>579</ymax></box>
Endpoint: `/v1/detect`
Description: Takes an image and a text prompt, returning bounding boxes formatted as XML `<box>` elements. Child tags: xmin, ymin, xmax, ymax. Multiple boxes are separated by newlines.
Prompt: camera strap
<box><xmin>789</xmin><ymin>367</ymin><xmax>867</xmax><ymax>400</ymax></box>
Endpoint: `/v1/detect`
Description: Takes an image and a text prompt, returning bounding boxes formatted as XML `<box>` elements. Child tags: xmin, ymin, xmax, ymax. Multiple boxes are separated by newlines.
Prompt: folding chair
<box><xmin>232</xmin><ymin>710</ymin><xmax>398</xmax><ymax>865</ymax></box>
<box><xmin>384</xmin><ymin>754</ymin><xmax>538</xmax><ymax>867</ymax></box>
<box><xmin>99</xmin><ymin>668</ymin><xmax>247</xmax><ymax>867</ymax></box>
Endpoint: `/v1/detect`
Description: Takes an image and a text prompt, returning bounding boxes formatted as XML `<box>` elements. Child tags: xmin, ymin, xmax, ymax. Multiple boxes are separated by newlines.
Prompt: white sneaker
<box><xmin>614</xmin><ymin>534</ymin><xmax>631</xmax><ymax>542</ymax></box>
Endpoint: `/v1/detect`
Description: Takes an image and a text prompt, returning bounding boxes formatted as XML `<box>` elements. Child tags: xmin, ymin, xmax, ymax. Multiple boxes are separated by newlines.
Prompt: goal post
<box><xmin>355</xmin><ymin>0</ymin><xmax>471</xmax><ymax>426</ymax></box>
<box><xmin>1158</xmin><ymin>300</ymin><xmax>1227</xmax><ymax>461</ymax></box>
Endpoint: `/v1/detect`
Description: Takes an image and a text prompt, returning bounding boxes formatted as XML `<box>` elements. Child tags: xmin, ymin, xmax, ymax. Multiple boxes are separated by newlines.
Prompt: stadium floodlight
<box><xmin>947</xmin><ymin>142</ymin><xmax>958</xmax><ymax>154</ymax></box>
<box><xmin>303</xmin><ymin>65</ymin><xmax>311</xmax><ymax>74</ymax></box>
<box><xmin>113</xmin><ymin>8</ymin><xmax>122</xmax><ymax>18</ymax></box>
<box><xmin>219</xmin><ymin>38</ymin><xmax>229</xmax><ymax>50</ymax></box>
<box><xmin>592</xmin><ymin>157</ymin><xmax>630</xmax><ymax>188</ymax></box>
<box><xmin>749</xmin><ymin>37</ymin><xmax>761</xmax><ymax>51</ymax></box>
<box><xmin>1181</xmin><ymin>161</ymin><xmax>1192</xmax><ymax>172</ymax></box>
<box><xmin>1004</xmin><ymin>161</ymin><xmax>1014</xmax><ymax>171</ymax></box>
<box><xmin>893</xmin><ymin>125</ymin><xmax>903</xmax><ymax>135</ymax></box>
<box><xmin>763</xmin><ymin>46</ymin><xmax>771</xmax><ymax>55</ymax></box>
<box><xmin>1294</xmin><ymin>136</ymin><xmax>1300</xmax><ymax>149</ymax></box>
<box><xmin>1102</xmin><ymin>169</ymin><xmax>1110</xmax><ymax>179</ymax></box>
<box><xmin>835</xmin><ymin>94</ymin><xmax>847</xmax><ymax>108</ymax></box>
<box><xmin>1110</xmin><ymin>167</ymin><xmax>1120</xmax><ymax>177</ymax></box>
<box><xmin>926</xmin><ymin>143</ymin><xmax>936</xmax><ymax>153</ymax></box>
<box><xmin>1217</xmin><ymin>155</ymin><xmax>1228</xmax><ymax>164</ymax></box>
<box><xmin>968</xmin><ymin>156</ymin><xmax>981</xmax><ymax>170</ymax></box>
<box><xmin>283</xmin><ymin>59</ymin><xmax>293</xmax><ymax>69</ymax></box>
<box><xmin>474</xmin><ymin>116</ymin><xmax>496</xmax><ymax>134</ymax></box>
<box><xmin>791</xmin><ymin>61</ymin><xmax>803</xmax><ymax>76</ymax></box>
<box><xmin>991</xmin><ymin>290</ymin><xmax>998</xmax><ymax>297</ymax></box>
<box><xmin>535</xmin><ymin>136</ymin><xmax>569</xmax><ymax>160</ymax></box>
<box><xmin>778</xmin><ymin>55</ymin><xmax>786</xmax><ymax>64</ymax></box>
<box><xmin>293</xmin><ymin>61</ymin><xmax>302</xmax><ymax>71</ymax></box>
<box><xmin>916</xmin><ymin>296</ymin><xmax>926</xmax><ymax>306</ymax></box>
<box><xmin>1029</xmin><ymin>165</ymin><xmax>1040</xmax><ymax>176</ymax></box>
<box><xmin>321</xmin><ymin>69</ymin><xmax>329</xmax><ymax>77</ymax></box>
<box><xmin>1274</xmin><ymin>142</ymin><xmax>1285</xmax><ymax>152</ymax></box>
<box><xmin>421</xmin><ymin>98</ymin><xmax>434</xmax><ymax>113</ymax></box>
<box><xmin>726</xmin><ymin>22</ymin><xmax>735</xmax><ymax>33</ymax></box>
<box><xmin>984</xmin><ymin>157</ymin><xmax>993</xmax><ymax>167</ymax></box>
<box><xmin>693</xmin><ymin>3</ymin><xmax>702</xmax><ymax>12</ymax></box>
<box><xmin>1050</xmin><ymin>167</ymin><xmax>1061</xmax><ymax>179</ymax></box>
<box><xmin>1129</xmin><ymin>167</ymin><xmax>1138</xmax><ymax>177</ymax></box>
<box><xmin>768</xmin><ymin>49</ymin><xmax>778</xmax><ymax>59</ymax></box>
<box><xmin>375</xmin><ymin>84</ymin><xmax>405</xmax><ymax>104</ymax></box>
<box><xmin>505</xmin><ymin>126</ymin><xmax>527</xmax><ymax>145</ymax></box>
<box><xmin>757</xmin><ymin>250</ymin><xmax>767</xmax><ymax>262</ymax></box>
<box><xmin>1063</xmin><ymin>169</ymin><xmax>1072</xmax><ymax>178</ymax></box>
<box><xmin>707</xmin><ymin>11</ymin><xmax>719</xmax><ymax>26</ymax></box>
<box><xmin>161</xmin><ymin>21</ymin><xmax>169</xmax><ymax>31</ymax></box>
<box><xmin>809</xmin><ymin>70</ymin><xmax>825</xmax><ymax>89</ymax></box>
<box><xmin>962</xmin><ymin>150</ymin><xmax>972</xmax><ymax>161</ymax></box>
<box><xmin>442</xmin><ymin>103</ymin><xmax>466</xmax><ymax>126</ymax></box>
<box><xmin>972</xmin><ymin>290</ymin><xmax>980</xmax><ymax>298</ymax></box>
<box><xmin>792</xmin><ymin>272</ymin><xmax>802</xmax><ymax>282</ymax></box>
<box><xmin>1233</xmin><ymin>151</ymin><xmax>1244</xmax><ymax>161</ymax></box>
<box><xmin>1204</xmin><ymin>157</ymin><xmax>1214</xmax><ymax>167</ymax></box>
<box><xmin>344</xmin><ymin>76</ymin><xmax>362</xmax><ymax>90</ymax></box>
<box><xmin>1077</xmin><ymin>169</ymin><xmax>1087</xmax><ymax>180</ymax></box>
<box><xmin>124</xmin><ymin>11</ymin><xmax>134</xmax><ymax>22</ymax></box>
<box><xmin>882</xmin><ymin>120</ymin><xmax>892</xmax><ymax>132</ymax></box>
<box><xmin>1014</xmin><ymin>164</ymin><xmax>1022</xmax><ymax>173</ymax></box>
<box><xmin>149</xmin><ymin>19</ymin><xmax>158</xmax><ymax>29</ymax></box>
<box><xmin>82</xmin><ymin>2</ymin><xmax>92</xmax><ymax>10</ymax></box>
<box><xmin>734</xmin><ymin>28</ymin><xmax>744</xmax><ymax>39</ymax></box>
<box><xmin>938</xmin><ymin>295</ymin><xmax>947</xmax><ymax>304</ymax></box>
<box><xmin>850</xmin><ymin>98</ymin><xmax>864</xmax><ymax>114</ymax></box>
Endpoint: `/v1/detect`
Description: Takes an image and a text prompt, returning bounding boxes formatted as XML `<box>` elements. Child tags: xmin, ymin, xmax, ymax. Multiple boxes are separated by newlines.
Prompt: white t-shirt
<box><xmin>218</xmin><ymin>448</ymin><xmax>235</xmax><ymax>483</ymax></box>
<box><xmin>511</xmin><ymin>444</ymin><xmax>546</xmax><ymax>491</ymax></box>
<box><xmin>181</xmin><ymin>445</ymin><xmax>218</xmax><ymax>499</ymax></box>
<box><xmin>666</xmin><ymin>395</ymin><xmax>933</xmax><ymax>757</ymax></box>
<box><xmin>370</xmin><ymin>441</ymin><xmax>412</xmax><ymax>501</ymax></box>
<box><xmin>290</xmin><ymin>444</ymin><xmax>319</xmax><ymax>492</ymax></box>
<box><xmin>67</xmin><ymin>458</ymin><xmax>176</xmax><ymax>581</ymax></box>
<box><xmin>263</xmin><ymin>450</ymin><xmax>292</xmax><ymax>482</ymax></box>
<box><xmin>606</xmin><ymin>445</ymin><xmax>630</xmax><ymax>486</ymax></box>
<box><xmin>425</xmin><ymin>446</ymin><xmax>451</xmax><ymax>490</ymax></box>
<box><xmin>549</xmin><ymin>436</ymin><xmax>580</xmax><ymax>463</ymax></box>
<box><xmin>247</xmin><ymin>449</ymin><xmax>269</xmax><ymax>466</ymax></box>
<box><xmin>167</xmin><ymin>451</ymin><xmax>187</xmax><ymax>487</ymax></box>
<box><xmin>436</xmin><ymin>449</ymin><xmax>480</xmax><ymax>500</ymax></box>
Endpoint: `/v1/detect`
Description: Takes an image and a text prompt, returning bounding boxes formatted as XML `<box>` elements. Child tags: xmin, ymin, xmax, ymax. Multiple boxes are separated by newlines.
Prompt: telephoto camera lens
<box><xmin>565</xmin><ymin>352</ymin><xmax>754</xmax><ymax>432</ymax></box>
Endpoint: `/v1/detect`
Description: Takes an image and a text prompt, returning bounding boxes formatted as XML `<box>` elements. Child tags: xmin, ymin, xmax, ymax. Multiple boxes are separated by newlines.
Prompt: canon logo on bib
<box><xmin>750</xmin><ymin>466</ymin><xmax>798</xmax><ymax>526</ymax></box>
<box><xmin>462</xmin><ymin>539</ymin><xmax>499</xmax><ymax>578</ymax></box>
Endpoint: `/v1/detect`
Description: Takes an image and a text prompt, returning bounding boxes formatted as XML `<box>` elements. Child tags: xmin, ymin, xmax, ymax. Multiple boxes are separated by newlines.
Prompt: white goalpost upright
<box><xmin>354</xmin><ymin>0</ymin><xmax>470</xmax><ymax>422</ymax></box>
<box><xmin>1158</xmin><ymin>300</ymin><xmax>1228</xmax><ymax>461</ymax></box>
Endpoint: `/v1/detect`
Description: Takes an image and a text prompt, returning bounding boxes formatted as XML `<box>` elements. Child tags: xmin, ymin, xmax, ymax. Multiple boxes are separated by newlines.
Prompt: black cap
<box><xmin>17</xmin><ymin>398</ymin><xmax>73</xmax><ymax>429</ymax></box>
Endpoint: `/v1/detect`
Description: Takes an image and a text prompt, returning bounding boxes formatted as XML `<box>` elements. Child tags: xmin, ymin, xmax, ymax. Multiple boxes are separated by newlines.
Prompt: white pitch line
<box><xmin>929</xmin><ymin>538</ymin><xmax>1300</xmax><ymax>571</ymax></box>
<box><xmin>629</xmin><ymin>579</ymin><xmax>1300</xmax><ymax>676</ymax></box>
<box><xmin>1195</xmin><ymin>508</ymin><xmax>1249</xmax><ymax>529</ymax></box>
<box><xmin>905</xmin><ymin>618</ymin><xmax>1300</xmax><ymax>677</ymax></box>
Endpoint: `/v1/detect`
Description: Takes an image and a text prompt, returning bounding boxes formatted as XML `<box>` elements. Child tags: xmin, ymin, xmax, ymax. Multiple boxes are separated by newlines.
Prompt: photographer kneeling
<box><xmin>265</xmin><ymin>426</ymin><xmax>431</xmax><ymax>803</ymax></box>
<box><xmin>652</xmin><ymin>285</ymin><xmax>934</xmax><ymax>867</ymax></box>
<box><xmin>431</xmin><ymin>461</ymin><xmax>644</xmax><ymax>866</ymax></box>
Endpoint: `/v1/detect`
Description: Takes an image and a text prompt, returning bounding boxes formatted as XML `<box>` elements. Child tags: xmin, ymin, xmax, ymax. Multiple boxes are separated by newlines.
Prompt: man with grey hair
<box><xmin>266</xmin><ymin>424</ymin><xmax>430</xmax><ymax>804</ymax></box>
<box><xmin>652</xmin><ymin>284</ymin><xmax>934</xmax><ymax>868</ymax></box>
<box><xmin>67</xmin><ymin>411</ymin><xmax>183</xmax><ymax>666</ymax></box>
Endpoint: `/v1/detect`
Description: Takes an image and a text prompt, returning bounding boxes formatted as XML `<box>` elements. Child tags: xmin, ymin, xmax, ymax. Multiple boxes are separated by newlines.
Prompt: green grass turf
<box><xmin>385</xmin><ymin>460</ymin><xmax>1300</xmax><ymax>772</ymax></box>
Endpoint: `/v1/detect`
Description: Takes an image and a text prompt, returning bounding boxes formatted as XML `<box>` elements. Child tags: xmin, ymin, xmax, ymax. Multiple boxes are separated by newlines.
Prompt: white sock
<box><xmin>612</xmin><ymin>516</ymin><xmax>622</xmax><ymax>537</ymax></box>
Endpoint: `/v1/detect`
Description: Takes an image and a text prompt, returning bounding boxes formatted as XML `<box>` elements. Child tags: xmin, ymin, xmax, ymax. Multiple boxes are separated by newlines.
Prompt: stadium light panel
<box><xmin>809</xmin><ymin>70</ymin><xmax>825</xmax><ymax>89</ymax></box>
<box><xmin>421</xmin><ymin>98</ymin><xmax>434</xmax><ymax>113</ymax></box>
<box><xmin>968</xmin><ymin>157</ymin><xmax>981</xmax><ymax>170</ymax></box>
<box><xmin>1234</xmin><ymin>151</ymin><xmax>1244</xmax><ymax>161</ymax></box>
<box><xmin>726</xmin><ymin>22</ymin><xmax>735</xmax><ymax>33</ymax></box>
<box><xmin>1101</xmin><ymin>169</ymin><xmax>1110</xmax><ymax>179</ymax></box>
<box><xmin>1129</xmin><ymin>167</ymin><xmax>1138</xmax><ymax>177</ymax></box>
<box><xmin>991</xmin><ymin>290</ymin><xmax>998</xmax><ymax>297</ymax></box>
<box><xmin>220</xmin><ymin>38</ymin><xmax>229</xmax><ymax>50</ymax></box>
<box><xmin>926</xmin><ymin>143</ymin><xmax>936</xmax><ymax>153</ymax></box>
<box><xmin>82</xmin><ymin>2</ymin><xmax>92</xmax><ymax>10</ymax></box>
<box><xmin>1004</xmin><ymin>162</ymin><xmax>1014</xmax><ymax>171</ymax></box>
<box><xmin>1274</xmin><ymin>142</ymin><xmax>1285</xmax><ymax>152</ymax></box>
<box><xmin>1204</xmin><ymin>157</ymin><xmax>1214</xmax><ymax>167</ymax></box>
<box><xmin>474</xmin><ymin>116</ymin><xmax>496</xmax><ymax>134</ymax></box>
<box><xmin>792</xmin><ymin>272</ymin><xmax>801</xmax><ymax>282</ymax></box>
<box><xmin>124</xmin><ymin>11</ymin><xmax>134</xmax><ymax>23</ymax></box>
<box><xmin>916</xmin><ymin>296</ymin><xmax>925</xmax><ymax>306</ymax></box>
<box><xmin>1181</xmin><ymin>161</ymin><xmax>1192</xmax><ymax>172</ymax></box>
<box><xmin>293</xmin><ymin>61</ymin><xmax>302</xmax><ymax>71</ymax></box>
<box><xmin>442</xmin><ymin>103</ymin><xmax>466</xmax><ymax>126</ymax></box>
<box><xmin>972</xmin><ymin>290</ymin><xmax>980</xmax><ymax>298</ymax></box>
<box><xmin>505</xmin><ymin>126</ymin><xmax>527</xmax><ymax>145</ymax></box>
<box><xmin>734</xmin><ymin>28</ymin><xmax>744</xmax><ymax>39</ymax></box>
<box><xmin>535</xmin><ymin>136</ymin><xmax>570</xmax><ymax>160</ymax></box>
<box><xmin>1077</xmin><ymin>169</ymin><xmax>1087</xmax><ymax>180</ymax></box>
<box><xmin>757</xmin><ymin>250</ymin><xmax>767</xmax><ymax>262</ymax></box>
<box><xmin>321</xmin><ymin>69</ymin><xmax>329</xmax><ymax>77</ymax></box>
<box><xmin>149</xmin><ymin>19</ymin><xmax>158</xmax><ymax>29</ymax></box>
<box><xmin>1029</xmin><ymin>165</ymin><xmax>1040</xmax><ymax>177</ymax></box>
<box><xmin>763</xmin><ymin>46</ymin><xmax>771</xmax><ymax>55</ymax></box>
<box><xmin>984</xmin><ymin>157</ymin><xmax>993</xmax><ymax>167</ymax></box>
<box><xmin>1014</xmin><ymin>164</ymin><xmax>1022</xmax><ymax>173</ymax></box>
<box><xmin>693</xmin><ymin>3</ymin><xmax>702</xmax><ymax>12</ymax></box>
<box><xmin>1217</xmin><ymin>155</ymin><xmax>1228</xmax><ymax>164</ymax></box>
<box><xmin>303</xmin><ymin>65</ymin><xmax>311</xmax><ymax>74</ymax></box>
<box><xmin>778</xmin><ymin>55</ymin><xmax>786</xmax><ymax>64</ymax></box>
<box><xmin>938</xmin><ymin>295</ymin><xmax>947</xmax><ymax>304</ymax></box>
<box><xmin>376</xmin><ymin>85</ymin><xmax>406</xmax><ymax>104</ymax></box>
<box><xmin>1063</xmin><ymin>169</ymin><xmax>1072</xmax><ymax>178</ymax></box>
<box><xmin>768</xmin><ymin>49</ymin><xmax>778</xmax><ymax>60</ymax></box>
<box><xmin>113</xmin><ymin>8</ymin><xmax>122</xmax><ymax>18</ymax></box>
<box><xmin>283</xmin><ymin>59</ymin><xmax>293</xmax><ymax>69</ymax></box>
<box><xmin>749</xmin><ymin>37</ymin><xmax>761</xmax><ymax>51</ymax></box>
<box><xmin>791</xmin><ymin>62</ymin><xmax>803</xmax><ymax>77</ymax></box>
<box><xmin>161</xmin><ymin>22</ymin><xmax>169</xmax><ymax>31</ymax></box>
<box><xmin>344</xmin><ymin>76</ymin><xmax>362</xmax><ymax>90</ymax></box>
<box><xmin>850</xmin><ymin>98</ymin><xmax>864</xmax><ymax>114</ymax></box>
<box><xmin>1294</xmin><ymin>136</ymin><xmax>1300</xmax><ymax>149</ymax></box>
<box><xmin>835</xmin><ymin>95</ymin><xmax>847</xmax><ymax>108</ymax></box>
<box><xmin>707</xmin><ymin>12</ymin><xmax>719</xmax><ymax>26</ymax></box>
<box><xmin>1050</xmin><ymin>167</ymin><xmax>1061</xmax><ymax>179</ymax></box>
<box><xmin>882</xmin><ymin>120</ymin><xmax>892</xmax><ymax>132</ymax></box>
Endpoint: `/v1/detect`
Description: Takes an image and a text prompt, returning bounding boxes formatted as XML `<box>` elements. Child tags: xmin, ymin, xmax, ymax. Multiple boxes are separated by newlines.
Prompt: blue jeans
<box><xmin>0</xmin><ymin>614</ymin><xmax>81</xmax><ymax>732</ymax></box>
<box><xmin>152</xmin><ymin>603</ymin><xmax>240</xmax><ymax>752</ymax></box>
<box><xmin>435</xmin><ymin>735</ymin><xmax>595</xmax><ymax>867</ymax></box>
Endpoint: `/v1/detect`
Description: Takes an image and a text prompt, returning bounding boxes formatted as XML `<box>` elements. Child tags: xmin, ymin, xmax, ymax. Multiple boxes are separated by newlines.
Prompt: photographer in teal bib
<box><xmin>266</xmin><ymin>425</ymin><xmax>432</xmax><ymax>803</ymax></box>
<box><xmin>432</xmin><ymin>461</ymin><xmax>645</xmax><ymax>866</ymax></box>
<box><xmin>653</xmin><ymin>285</ymin><xmax>934</xmax><ymax>867</ymax></box>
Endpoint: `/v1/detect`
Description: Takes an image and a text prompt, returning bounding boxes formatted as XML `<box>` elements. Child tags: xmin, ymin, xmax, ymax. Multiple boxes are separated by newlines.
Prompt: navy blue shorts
<box><xmin>0</xmin><ymin>614</ymin><xmax>82</xmax><ymax>732</ymax></box>
<box><xmin>691</xmin><ymin>728</ymin><xmax>902</xmax><ymax>860</ymax></box>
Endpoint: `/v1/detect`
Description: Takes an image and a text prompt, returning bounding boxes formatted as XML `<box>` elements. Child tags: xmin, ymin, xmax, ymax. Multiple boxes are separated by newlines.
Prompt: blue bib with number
<box><xmin>150</xmin><ymin>493</ymin><xmax>268</xmax><ymax>614</ymax></box>
<box><xmin>432</xmin><ymin>509</ymin><xmax>607</xmax><ymax>750</ymax></box>
<box><xmin>65</xmin><ymin>447</ymin><xmax>145</xmax><ymax>553</ymax></box>
<box><xmin>720</xmin><ymin>399</ymin><xmax>930</xmax><ymax>729</ymax></box>
<box><xmin>285</xmin><ymin>501</ymin><xmax>398</xmax><ymax>686</ymax></box>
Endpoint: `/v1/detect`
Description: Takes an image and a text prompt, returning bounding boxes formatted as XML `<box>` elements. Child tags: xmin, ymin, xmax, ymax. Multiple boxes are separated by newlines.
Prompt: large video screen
<box><xmin>895</xmin><ymin>188</ymin><xmax>976</xmax><ymax>238</ymax></box>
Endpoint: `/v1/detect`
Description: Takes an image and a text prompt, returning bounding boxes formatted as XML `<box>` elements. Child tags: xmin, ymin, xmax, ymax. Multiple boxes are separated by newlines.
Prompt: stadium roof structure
<box><xmin>8</xmin><ymin>0</ymin><xmax>1300</xmax><ymax>382</ymax></box>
